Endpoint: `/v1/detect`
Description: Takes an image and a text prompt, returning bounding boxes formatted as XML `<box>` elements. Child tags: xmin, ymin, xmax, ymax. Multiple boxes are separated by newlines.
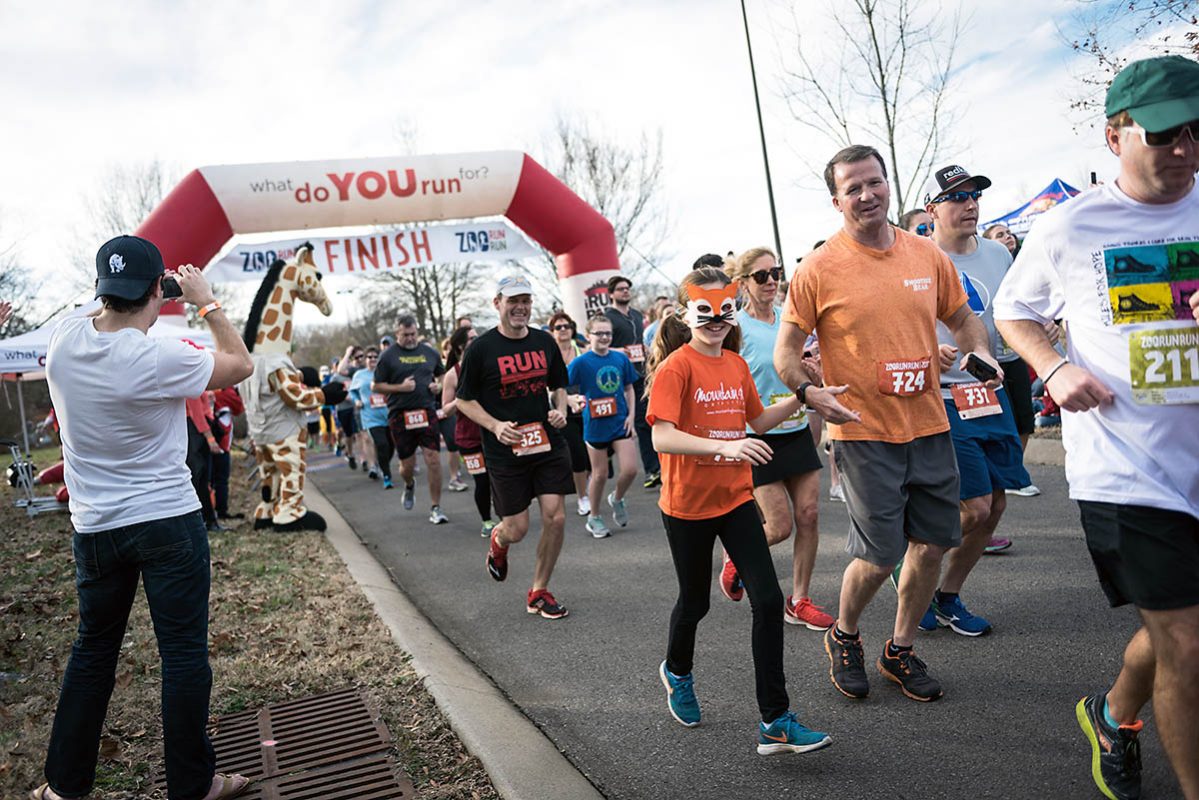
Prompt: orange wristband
<box><xmin>198</xmin><ymin>301</ymin><xmax>222</xmax><ymax>319</ymax></box>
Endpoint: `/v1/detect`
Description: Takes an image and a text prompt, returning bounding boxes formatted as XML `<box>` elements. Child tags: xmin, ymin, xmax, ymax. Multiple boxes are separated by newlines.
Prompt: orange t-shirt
<box><xmin>646</xmin><ymin>344</ymin><xmax>765</xmax><ymax>520</ymax></box>
<box><xmin>782</xmin><ymin>228</ymin><xmax>968</xmax><ymax>444</ymax></box>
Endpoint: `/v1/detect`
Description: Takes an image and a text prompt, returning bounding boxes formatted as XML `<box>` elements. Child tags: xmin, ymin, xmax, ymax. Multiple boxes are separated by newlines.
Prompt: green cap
<box><xmin>1105</xmin><ymin>55</ymin><xmax>1199</xmax><ymax>132</ymax></box>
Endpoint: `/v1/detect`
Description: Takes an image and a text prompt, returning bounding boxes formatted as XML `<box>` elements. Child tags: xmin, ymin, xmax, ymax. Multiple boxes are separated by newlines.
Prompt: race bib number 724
<box><xmin>877</xmin><ymin>358</ymin><xmax>930</xmax><ymax>397</ymax></box>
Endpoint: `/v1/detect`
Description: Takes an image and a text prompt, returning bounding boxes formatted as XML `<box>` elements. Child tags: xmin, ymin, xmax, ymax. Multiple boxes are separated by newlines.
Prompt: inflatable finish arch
<box><xmin>136</xmin><ymin>151</ymin><xmax>620</xmax><ymax>326</ymax></box>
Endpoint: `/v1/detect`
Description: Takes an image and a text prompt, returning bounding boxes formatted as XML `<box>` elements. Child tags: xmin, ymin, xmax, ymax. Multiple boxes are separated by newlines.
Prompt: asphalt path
<box><xmin>310</xmin><ymin>450</ymin><xmax>1182</xmax><ymax>800</ymax></box>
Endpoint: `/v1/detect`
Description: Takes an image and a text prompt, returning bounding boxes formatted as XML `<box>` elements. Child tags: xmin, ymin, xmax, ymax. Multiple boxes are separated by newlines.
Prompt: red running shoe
<box><xmin>719</xmin><ymin>553</ymin><xmax>744</xmax><ymax>602</ymax></box>
<box><xmin>486</xmin><ymin>529</ymin><xmax>508</xmax><ymax>582</ymax></box>
<box><xmin>785</xmin><ymin>596</ymin><xmax>834</xmax><ymax>630</ymax></box>
<box><xmin>527</xmin><ymin>589</ymin><xmax>569</xmax><ymax>619</ymax></box>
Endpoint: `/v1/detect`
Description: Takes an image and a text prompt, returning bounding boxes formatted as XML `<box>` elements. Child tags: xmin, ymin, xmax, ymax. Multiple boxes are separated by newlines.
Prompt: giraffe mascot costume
<box><xmin>239</xmin><ymin>243</ymin><xmax>344</xmax><ymax>531</ymax></box>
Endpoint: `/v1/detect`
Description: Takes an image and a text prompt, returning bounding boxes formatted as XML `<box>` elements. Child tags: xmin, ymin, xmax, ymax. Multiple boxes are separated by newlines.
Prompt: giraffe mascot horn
<box><xmin>239</xmin><ymin>242</ymin><xmax>339</xmax><ymax>532</ymax></box>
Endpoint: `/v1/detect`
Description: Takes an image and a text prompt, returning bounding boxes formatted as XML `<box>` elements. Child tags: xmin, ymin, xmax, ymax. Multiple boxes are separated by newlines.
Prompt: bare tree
<box><xmin>363</xmin><ymin>254</ymin><xmax>483</xmax><ymax>342</ymax></box>
<box><xmin>1066</xmin><ymin>0</ymin><xmax>1198</xmax><ymax>118</ymax></box>
<box><xmin>779</xmin><ymin>0</ymin><xmax>965</xmax><ymax>216</ymax></box>
<box><xmin>530</xmin><ymin>113</ymin><xmax>672</xmax><ymax>300</ymax></box>
<box><xmin>0</xmin><ymin>233</ymin><xmax>40</xmax><ymax>337</ymax></box>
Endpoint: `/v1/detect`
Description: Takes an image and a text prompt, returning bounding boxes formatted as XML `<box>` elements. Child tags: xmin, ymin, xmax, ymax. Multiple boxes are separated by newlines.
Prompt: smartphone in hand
<box><xmin>965</xmin><ymin>353</ymin><xmax>998</xmax><ymax>382</ymax></box>
<box><xmin>161</xmin><ymin>276</ymin><xmax>183</xmax><ymax>299</ymax></box>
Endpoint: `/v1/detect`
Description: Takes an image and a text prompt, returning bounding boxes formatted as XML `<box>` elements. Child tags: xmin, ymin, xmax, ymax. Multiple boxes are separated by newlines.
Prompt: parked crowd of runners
<box><xmin>26</xmin><ymin>55</ymin><xmax>1198</xmax><ymax>800</ymax></box>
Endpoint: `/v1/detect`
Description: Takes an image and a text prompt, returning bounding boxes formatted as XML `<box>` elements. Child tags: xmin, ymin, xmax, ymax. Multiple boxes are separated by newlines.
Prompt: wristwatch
<box><xmin>796</xmin><ymin>381</ymin><xmax>815</xmax><ymax>405</ymax></box>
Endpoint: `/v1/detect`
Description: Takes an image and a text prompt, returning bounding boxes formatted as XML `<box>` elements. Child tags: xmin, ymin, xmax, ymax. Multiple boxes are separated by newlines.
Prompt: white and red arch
<box><xmin>137</xmin><ymin>151</ymin><xmax>620</xmax><ymax>325</ymax></box>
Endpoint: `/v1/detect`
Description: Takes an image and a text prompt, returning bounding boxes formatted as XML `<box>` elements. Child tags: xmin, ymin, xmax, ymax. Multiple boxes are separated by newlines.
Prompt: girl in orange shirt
<box><xmin>645</xmin><ymin>267</ymin><xmax>831</xmax><ymax>755</ymax></box>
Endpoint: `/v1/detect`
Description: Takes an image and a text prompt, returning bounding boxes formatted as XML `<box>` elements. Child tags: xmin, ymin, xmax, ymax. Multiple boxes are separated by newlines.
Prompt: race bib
<box><xmin>463</xmin><ymin>452</ymin><xmax>486</xmax><ymax>475</ymax></box>
<box><xmin>512</xmin><ymin>422</ymin><xmax>552</xmax><ymax>456</ymax></box>
<box><xmin>404</xmin><ymin>409</ymin><xmax>429</xmax><ymax>430</ymax></box>
<box><xmin>369</xmin><ymin>393</ymin><xmax>387</xmax><ymax>409</ymax></box>
<box><xmin>877</xmin><ymin>358</ymin><xmax>930</xmax><ymax>397</ymax></box>
<box><xmin>1128</xmin><ymin>326</ymin><xmax>1199</xmax><ymax>405</ymax></box>
<box><xmin>769</xmin><ymin>392</ymin><xmax>807</xmax><ymax>431</ymax></box>
<box><xmin>696</xmin><ymin>428</ymin><xmax>745</xmax><ymax>467</ymax></box>
<box><xmin>589</xmin><ymin>396</ymin><xmax>617</xmax><ymax>418</ymax></box>
<box><xmin>624</xmin><ymin>344</ymin><xmax>646</xmax><ymax>363</ymax></box>
<box><xmin>949</xmin><ymin>382</ymin><xmax>1002</xmax><ymax>419</ymax></box>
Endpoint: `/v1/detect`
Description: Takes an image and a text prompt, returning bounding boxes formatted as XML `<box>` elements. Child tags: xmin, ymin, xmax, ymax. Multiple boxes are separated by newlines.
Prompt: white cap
<box><xmin>496</xmin><ymin>274</ymin><xmax>534</xmax><ymax>297</ymax></box>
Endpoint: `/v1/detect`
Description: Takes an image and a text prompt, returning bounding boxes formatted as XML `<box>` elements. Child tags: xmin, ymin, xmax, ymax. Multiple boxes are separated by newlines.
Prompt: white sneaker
<box><xmin>429</xmin><ymin>505</ymin><xmax>449</xmax><ymax>524</ymax></box>
<box><xmin>447</xmin><ymin>477</ymin><xmax>469</xmax><ymax>492</ymax></box>
<box><xmin>1005</xmin><ymin>484</ymin><xmax>1041</xmax><ymax>497</ymax></box>
<box><xmin>577</xmin><ymin>496</ymin><xmax>591</xmax><ymax>516</ymax></box>
<box><xmin>829</xmin><ymin>484</ymin><xmax>845</xmax><ymax>503</ymax></box>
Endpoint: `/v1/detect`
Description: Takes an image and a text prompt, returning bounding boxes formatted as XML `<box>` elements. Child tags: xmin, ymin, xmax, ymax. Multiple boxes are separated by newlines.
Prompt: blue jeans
<box><xmin>44</xmin><ymin>511</ymin><xmax>215</xmax><ymax>800</ymax></box>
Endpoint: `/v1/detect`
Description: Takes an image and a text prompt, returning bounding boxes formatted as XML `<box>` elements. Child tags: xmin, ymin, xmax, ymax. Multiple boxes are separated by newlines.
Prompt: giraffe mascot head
<box><xmin>239</xmin><ymin>243</ymin><xmax>340</xmax><ymax>532</ymax></box>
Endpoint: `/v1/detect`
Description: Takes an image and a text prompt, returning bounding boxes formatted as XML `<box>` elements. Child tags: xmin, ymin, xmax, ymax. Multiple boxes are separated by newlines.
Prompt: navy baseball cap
<box><xmin>95</xmin><ymin>235</ymin><xmax>165</xmax><ymax>300</ymax></box>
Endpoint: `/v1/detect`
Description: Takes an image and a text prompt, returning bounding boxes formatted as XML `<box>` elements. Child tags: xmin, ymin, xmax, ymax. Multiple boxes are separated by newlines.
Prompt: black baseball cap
<box><xmin>922</xmin><ymin>164</ymin><xmax>993</xmax><ymax>205</ymax></box>
<box><xmin>95</xmin><ymin>235</ymin><xmax>165</xmax><ymax>300</ymax></box>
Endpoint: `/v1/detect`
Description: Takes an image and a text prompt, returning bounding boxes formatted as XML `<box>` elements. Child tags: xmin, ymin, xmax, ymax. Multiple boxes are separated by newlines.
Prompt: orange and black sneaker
<box><xmin>526</xmin><ymin>589</ymin><xmax>569</xmax><ymax>619</ymax></box>
<box><xmin>486</xmin><ymin>529</ymin><xmax>508</xmax><ymax>582</ymax></box>
<box><xmin>877</xmin><ymin>639</ymin><xmax>942</xmax><ymax>702</ymax></box>
<box><xmin>823</xmin><ymin>627</ymin><xmax>869</xmax><ymax>699</ymax></box>
<box><xmin>1075</xmin><ymin>693</ymin><xmax>1142</xmax><ymax>800</ymax></box>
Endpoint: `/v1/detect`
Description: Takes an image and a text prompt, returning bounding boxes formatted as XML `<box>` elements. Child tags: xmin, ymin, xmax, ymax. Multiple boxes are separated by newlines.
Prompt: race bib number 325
<box><xmin>512</xmin><ymin>422</ymin><xmax>552</xmax><ymax>456</ymax></box>
<box><xmin>877</xmin><ymin>358</ymin><xmax>930</xmax><ymax>397</ymax></box>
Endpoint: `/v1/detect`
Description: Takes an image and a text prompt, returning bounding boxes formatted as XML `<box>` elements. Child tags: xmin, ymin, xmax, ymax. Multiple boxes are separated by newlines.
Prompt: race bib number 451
<box><xmin>1129</xmin><ymin>326</ymin><xmax>1199</xmax><ymax>405</ymax></box>
<box><xmin>877</xmin><ymin>358</ymin><xmax>930</xmax><ymax>397</ymax></box>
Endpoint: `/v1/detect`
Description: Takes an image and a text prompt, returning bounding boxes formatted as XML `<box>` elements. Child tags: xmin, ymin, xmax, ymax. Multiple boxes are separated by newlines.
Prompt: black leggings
<box><xmin>368</xmin><ymin>426</ymin><xmax>393</xmax><ymax>480</ymax></box>
<box><xmin>662</xmin><ymin>501</ymin><xmax>787</xmax><ymax>722</ymax></box>
<box><xmin>461</xmin><ymin>448</ymin><xmax>492</xmax><ymax>522</ymax></box>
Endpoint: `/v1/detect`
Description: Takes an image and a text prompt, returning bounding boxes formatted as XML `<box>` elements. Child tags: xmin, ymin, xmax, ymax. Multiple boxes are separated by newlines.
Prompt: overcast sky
<box><xmin>0</xmin><ymin>0</ymin><xmax>1164</xmax><ymax>323</ymax></box>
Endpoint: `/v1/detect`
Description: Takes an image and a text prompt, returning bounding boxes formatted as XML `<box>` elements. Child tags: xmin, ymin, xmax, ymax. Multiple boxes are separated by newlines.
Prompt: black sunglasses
<box><xmin>932</xmin><ymin>190</ymin><xmax>983</xmax><ymax>204</ymax></box>
<box><xmin>1131</xmin><ymin>120</ymin><xmax>1199</xmax><ymax>148</ymax></box>
<box><xmin>552</xmin><ymin>324</ymin><xmax>573</xmax><ymax>331</ymax></box>
<box><xmin>750</xmin><ymin>267</ymin><xmax>784</xmax><ymax>284</ymax></box>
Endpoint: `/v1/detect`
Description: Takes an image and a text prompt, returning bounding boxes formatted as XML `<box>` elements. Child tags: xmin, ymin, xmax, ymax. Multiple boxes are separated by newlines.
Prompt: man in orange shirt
<box><xmin>775</xmin><ymin>145</ymin><xmax>1001</xmax><ymax>703</ymax></box>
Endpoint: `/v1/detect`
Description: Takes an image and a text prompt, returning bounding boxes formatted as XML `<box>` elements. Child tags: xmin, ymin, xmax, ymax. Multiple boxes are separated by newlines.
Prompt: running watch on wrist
<box><xmin>796</xmin><ymin>381</ymin><xmax>815</xmax><ymax>404</ymax></box>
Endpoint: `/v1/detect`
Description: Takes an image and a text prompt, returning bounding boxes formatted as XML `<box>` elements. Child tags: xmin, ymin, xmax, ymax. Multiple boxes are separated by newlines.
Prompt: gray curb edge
<box><xmin>307</xmin><ymin>485</ymin><xmax>605</xmax><ymax>800</ymax></box>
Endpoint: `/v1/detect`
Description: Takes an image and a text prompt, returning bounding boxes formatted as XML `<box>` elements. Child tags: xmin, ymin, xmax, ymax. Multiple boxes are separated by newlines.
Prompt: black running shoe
<box><xmin>1173</xmin><ymin>247</ymin><xmax>1199</xmax><ymax>269</ymax></box>
<box><xmin>824</xmin><ymin>628</ymin><xmax>869</xmax><ymax>699</ymax></box>
<box><xmin>1111</xmin><ymin>255</ymin><xmax>1156</xmax><ymax>274</ymax></box>
<box><xmin>1117</xmin><ymin>293</ymin><xmax>1161</xmax><ymax>313</ymax></box>
<box><xmin>1075</xmin><ymin>694</ymin><xmax>1142</xmax><ymax>800</ymax></box>
<box><xmin>877</xmin><ymin>640</ymin><xmax>943</xmax><ymax>702</ymax></box>
<box><xmin>643</xmin><ymin>471</ymin><xmax>662</xmax><ymax>489</ymax></box>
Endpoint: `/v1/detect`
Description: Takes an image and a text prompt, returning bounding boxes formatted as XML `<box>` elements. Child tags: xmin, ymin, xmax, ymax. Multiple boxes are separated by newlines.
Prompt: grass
<box><xmin>0</xmin><ymin>443</ymin><xmax>498</xmax><ymax>799</ymax></box>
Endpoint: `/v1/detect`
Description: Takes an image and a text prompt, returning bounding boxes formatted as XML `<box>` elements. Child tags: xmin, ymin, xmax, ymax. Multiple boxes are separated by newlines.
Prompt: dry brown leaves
<box><xmin>0</xmin><ymin>446</ymin><xmax>498</xmax><ymax>799</ymax></box>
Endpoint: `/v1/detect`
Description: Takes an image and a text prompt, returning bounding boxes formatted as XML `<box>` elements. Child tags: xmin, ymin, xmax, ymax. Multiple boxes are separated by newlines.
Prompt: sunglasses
<box><xmin>915</xmin><ymin>222</ymin><xmax>933</xmax><ymax>236</ymax></box>
<box><xmin>1127</xmin><ymin>121</ymin><xmax>1199</xmax><ymax>148</ymax></box>
<box><xmin>552</xmin><ymin>324</ymin><xmax>573</xmax><ymax>331</ymax></box>
<box><xmin>932</xmin><ymin>190</ymin><xmax>983</xmax><ymax>204</ymax></box>
<box><xmin>749</xmin><ymin>267</ymin><xmax>784</xmax><ymax>284</ymax></box>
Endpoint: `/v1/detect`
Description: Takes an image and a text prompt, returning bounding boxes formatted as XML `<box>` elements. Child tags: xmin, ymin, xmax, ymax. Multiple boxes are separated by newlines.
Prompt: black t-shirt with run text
<box><xmin>373</xmin><ymin>343</ymin><xmax>444</xmax><ymax>418</ymax></box>
<box><xmin>456</xmin><ymin>327</ymin><xmax>568</xmax><ymax>466</ymax></box>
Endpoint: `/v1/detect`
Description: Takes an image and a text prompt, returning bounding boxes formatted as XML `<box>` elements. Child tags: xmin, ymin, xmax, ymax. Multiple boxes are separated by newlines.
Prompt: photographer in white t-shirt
<box><xmin>35</xmin><ymin>236</ymin><xmax>254</xmax><ymax>800</ymax></box>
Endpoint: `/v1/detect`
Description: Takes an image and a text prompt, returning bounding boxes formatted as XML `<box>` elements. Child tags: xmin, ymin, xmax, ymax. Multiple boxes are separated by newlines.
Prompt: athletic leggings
<box><xmin>663</xmin><ymin>500</ymin><xmax>788</xmax><ymax>723</ymax></box>
<box><xmin>461</xmin><ymin>448</ymin><xmax>492</xmax><ymax>522</ymax></box>
<box><xmin>367</xmin><ymin>425</ymin><xmax>393</xmax><ymax>480</ymax></box>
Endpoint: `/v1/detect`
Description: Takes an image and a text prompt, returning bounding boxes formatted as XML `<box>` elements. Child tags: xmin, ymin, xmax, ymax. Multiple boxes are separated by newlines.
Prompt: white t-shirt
<box><xmin>994</xmin><ymin>181</ymin><xmax>1199</xmax><ymax>517</ymax></box>
<box><xmin>46</xmin><ymin>316</ymin><xmax>215</xmax><ymax>532</ymax></box>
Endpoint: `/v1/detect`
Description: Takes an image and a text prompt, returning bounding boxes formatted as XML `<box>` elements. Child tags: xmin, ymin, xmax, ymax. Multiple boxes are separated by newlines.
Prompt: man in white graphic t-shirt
<box><xmin>34</xmin><ymin>236</ymin><xmax>254</xmax><ymax>800</ymax></box>
<box><xmin>995</xmin><ymin>56</ymin><xmax>1199</xmax><ymax>800</ymax></box>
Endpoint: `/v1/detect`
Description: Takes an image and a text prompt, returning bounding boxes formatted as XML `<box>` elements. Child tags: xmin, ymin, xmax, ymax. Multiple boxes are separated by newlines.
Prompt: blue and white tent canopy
<box><xmin>980</xmin><ymin>178</ymin><xmax>1081</xmax><ymax>238</ymax></box>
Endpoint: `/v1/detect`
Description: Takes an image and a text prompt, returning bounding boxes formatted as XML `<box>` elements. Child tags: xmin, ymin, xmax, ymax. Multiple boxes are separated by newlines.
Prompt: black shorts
<box><xmin>306</xmin><ymin>420</ymin><xmax>321</xmax><ymax>437</ymax></box>
<box><xmin>1001</xmin><ymin>356</ymin><xmax>1035</xmax><ymax>436</ymax></box>
<box><xmin>1078</xmin><ymin>500</ymin><xmax>1199</xmax><ymax>610</ymax></box>
<box><xmin>488</xmin><ymin>447</ymin><xmax>575</xmax><ymax>518</ymax></box>
<box><xmin>563</xmin><ymin>417</ymin><xmax>589</xmax><ymax>473</ymax></box>
<box><xmin>586</xmin><ymin>433</ymin><xmax>631</xmax><ymax>451</ymax></box>
<box><xmin>336</xmin><ymin>408</ymin><xmax>359</xmax><ymax>436</ymax></box>
<box><xmin>750</xmin><ymin>429</ymin><xmax>822</xmax><ymax>488</ymax></box>
<box><xmin>439</xmin><ymin>415</ymin><xmax>458</xmax><ymax>452</ymax></box>
<box><xmin>388</xmin><ymin>413</ymin><xmax>441</xmax><ymax>460</ymax></box>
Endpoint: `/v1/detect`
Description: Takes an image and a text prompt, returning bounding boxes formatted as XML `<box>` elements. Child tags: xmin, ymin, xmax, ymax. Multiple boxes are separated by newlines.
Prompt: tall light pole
<box><xmin>740</xmin><ymin>0</ymin><xmax>784</xmax><ymax>266</ymax></box>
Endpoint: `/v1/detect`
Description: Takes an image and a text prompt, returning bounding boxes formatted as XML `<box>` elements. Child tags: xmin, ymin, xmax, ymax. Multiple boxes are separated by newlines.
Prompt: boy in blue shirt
<box><xmin>568</xmin><ymin>316</ymin><xmax>639</xmax><ymax>538</ymax></box>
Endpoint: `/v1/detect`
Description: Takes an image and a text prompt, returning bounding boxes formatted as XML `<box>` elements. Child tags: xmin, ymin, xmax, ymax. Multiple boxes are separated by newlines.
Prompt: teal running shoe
<box><xmin>757</xmin><ymin>711</ymin><xmax>831</xmax><ymax>755</ymax></box>
<box><xmin>607</xmin><ymin>491</ymin><xmax>629</xmax><ymax>527</ymax></box>
<box><xmin>658</xmin><ymin>660</ymin><xmax>700</xmax><ymax>727</ymax></box>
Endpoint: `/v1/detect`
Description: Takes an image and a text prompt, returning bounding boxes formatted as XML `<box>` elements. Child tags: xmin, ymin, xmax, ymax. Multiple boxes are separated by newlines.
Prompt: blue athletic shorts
<box><xmin>943</xmin><ymin>389</ymin><xmax>1031</xmax><ymax>501</ymax></box>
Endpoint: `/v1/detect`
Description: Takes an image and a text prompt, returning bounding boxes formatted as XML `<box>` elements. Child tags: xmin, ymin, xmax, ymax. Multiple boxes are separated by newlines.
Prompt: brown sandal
<box><xmin>202</xmin><ymin>773</ymin><xmax>252</xmax><ymax>800</ymax></box>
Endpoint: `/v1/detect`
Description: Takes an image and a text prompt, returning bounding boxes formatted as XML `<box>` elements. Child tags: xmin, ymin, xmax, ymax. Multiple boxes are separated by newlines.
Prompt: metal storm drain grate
<box><xmin>154</xmin><ymin>688</ymin><xmax>414</xmax><ymax>798</ymax></box>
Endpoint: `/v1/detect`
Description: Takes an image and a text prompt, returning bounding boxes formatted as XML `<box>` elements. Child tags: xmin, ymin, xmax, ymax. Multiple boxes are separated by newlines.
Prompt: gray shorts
<box><xmin>834</xmin><ymin>433</ymin><xmax>961</xmax><ymax>567</ymax></box>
